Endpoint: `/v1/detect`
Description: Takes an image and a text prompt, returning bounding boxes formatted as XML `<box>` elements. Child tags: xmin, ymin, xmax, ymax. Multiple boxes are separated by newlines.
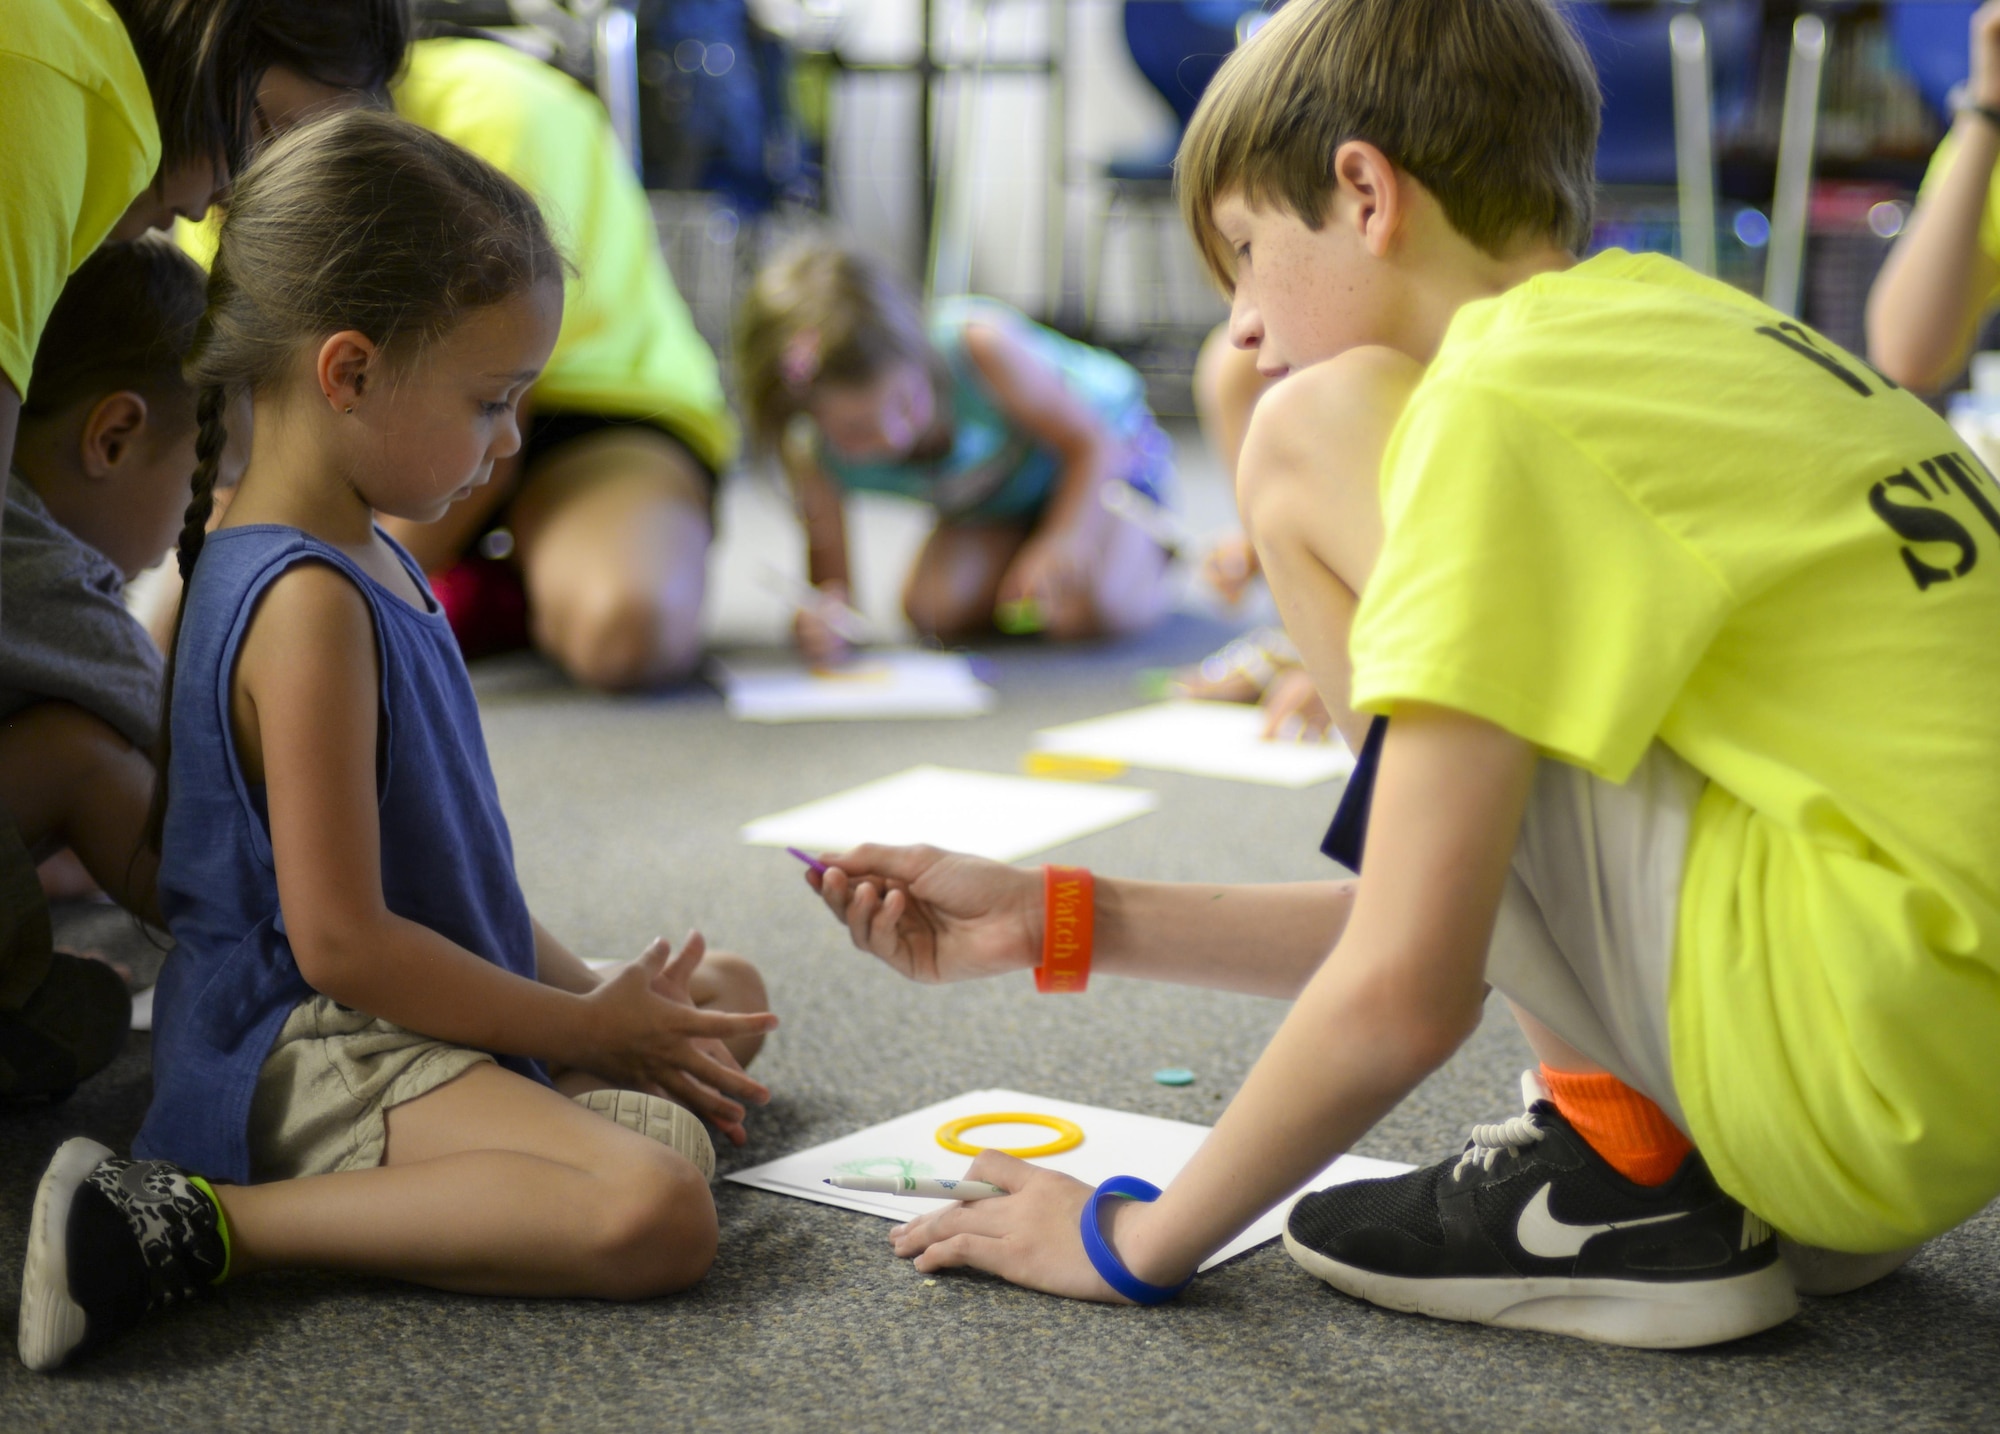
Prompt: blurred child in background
<box><xmin>738</xmin><ymin>243</ymin><xmax>1177</xmax><ymax>659</ymax></box>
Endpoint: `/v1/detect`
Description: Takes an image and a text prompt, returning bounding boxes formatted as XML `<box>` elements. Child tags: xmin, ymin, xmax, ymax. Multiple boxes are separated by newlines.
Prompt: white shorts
<box><xmin>1483</xmin><ymin>742</ymin><xmax>1705</xmax><ymax>1134</ymax></box>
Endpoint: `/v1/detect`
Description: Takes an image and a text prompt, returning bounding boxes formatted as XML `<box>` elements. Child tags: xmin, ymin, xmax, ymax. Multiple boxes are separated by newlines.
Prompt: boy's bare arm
<box><xmin>814</xmin><ymin>848</ymin><xmax>1354</xmax><ymax>999</ymax></box>
<box><xmin>1867</xmin><ymin>2</ymin><xmax>2000</xmax><ymax>390</ymax></box>
<box><xmin>1112</xmin><ymin>707</ymin><xmax>1534</xmax><ymax>1284</ymax></box>
<box><xmin>882</xmin><ymin>707</ymin><xmax>1536</xmax><ymax>1294</ymax></box>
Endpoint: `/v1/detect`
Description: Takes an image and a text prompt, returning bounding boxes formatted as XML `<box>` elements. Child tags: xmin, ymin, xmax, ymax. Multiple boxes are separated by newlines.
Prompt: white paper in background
<box><xmin>709</xmin><ymin>650</ymin><xmax>996</xmax><ymax>723</ymax></box>
<box><xmin>740</xmin><ymin>765</ymin><xmax>1158</xmax><ymax>863</ymax></box>
<box><xmin>729</xmin><ymin>1088</ymin><xmax>1412</xmax><ymax>1272</ymax></box>
<box><xmin>1034</xmin><ymin>700</ymin><xmax>1355</xmax><ymax>789</ymax></box>
<box><xmin>130</xmin><ymin>985</ymin><xmax>153</xmax><ymax>1031</ymax></box>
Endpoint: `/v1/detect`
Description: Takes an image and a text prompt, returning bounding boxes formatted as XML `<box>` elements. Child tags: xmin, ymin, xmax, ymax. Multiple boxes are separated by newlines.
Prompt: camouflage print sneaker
<box><xmin>18</xmin><ymin>1139</ymin><xmax>229</xmax><ymax>1371</ymax></box>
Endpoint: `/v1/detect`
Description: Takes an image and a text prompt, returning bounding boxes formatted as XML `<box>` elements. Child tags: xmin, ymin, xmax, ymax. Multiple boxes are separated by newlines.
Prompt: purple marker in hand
<box><xmin>786</xmin><ymin>847</ymin><xmax>829</xmax><ymax>875</ymax></box>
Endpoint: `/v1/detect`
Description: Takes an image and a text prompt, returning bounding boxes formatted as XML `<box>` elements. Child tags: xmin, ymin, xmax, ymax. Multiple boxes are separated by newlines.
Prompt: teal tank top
<box><xmin>816</xmin><ymin>297</ymin><xmax>1167</xmax><ymax>522</ymax></box>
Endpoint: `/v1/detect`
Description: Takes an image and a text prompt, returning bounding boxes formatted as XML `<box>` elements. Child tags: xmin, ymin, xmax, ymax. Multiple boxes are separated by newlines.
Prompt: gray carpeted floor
<box><xmin>7</xmin><ymin>420</ymin><xmax>1997</xmax><ymax>1430</ymax></box>
<box><xmin>4</xmin><ymin>616</ymin><xmax>1996</xmax><ymax>1432</ymax></box>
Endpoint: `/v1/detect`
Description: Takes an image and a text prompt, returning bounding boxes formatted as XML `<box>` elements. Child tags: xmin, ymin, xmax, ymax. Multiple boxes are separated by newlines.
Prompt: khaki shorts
<box><xmin>1484</xmin><ymin>741</ymin><xmax>1703</xmax><ymax>1134</ymax></box>
<box><xmin>248</xmin><ymin>995</ymin><xmax>494</xmax><ymax>1182</ymax></box>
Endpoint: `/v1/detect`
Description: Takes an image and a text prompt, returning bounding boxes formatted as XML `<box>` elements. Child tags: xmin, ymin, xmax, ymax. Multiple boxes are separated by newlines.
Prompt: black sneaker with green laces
<box><xmin>1283</xmin><ymin>1074</ymin><xmax>1797</xmax><ymax>1349</ymax></box>
<box><xmin>18</xmin><ymin>1138</ymin><xmax>228</xmax><ymax>1371</ymax></box>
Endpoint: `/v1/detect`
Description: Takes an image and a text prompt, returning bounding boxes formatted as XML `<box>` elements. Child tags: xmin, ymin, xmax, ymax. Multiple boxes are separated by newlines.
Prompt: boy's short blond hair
<box><xmin>1179</xmin><ymin>0</ymin><xmax>1599</xmax><ymax>285</ymax></box>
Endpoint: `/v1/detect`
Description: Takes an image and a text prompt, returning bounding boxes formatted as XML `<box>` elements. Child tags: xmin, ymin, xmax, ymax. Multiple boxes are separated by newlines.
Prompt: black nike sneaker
<box><xmin>1284</xmin><ymin>1074</ymin><xmax>1796</xmax><ymax>1349</ymax></box>
<box><xmin>18</xmin><ymin>1138</ymin><xmax>228</xmax><ymax>1371</ymax></box>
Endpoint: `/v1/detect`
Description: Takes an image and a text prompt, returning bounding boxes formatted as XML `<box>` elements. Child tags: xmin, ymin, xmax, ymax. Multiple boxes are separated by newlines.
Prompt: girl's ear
<box><xmin>79</xmin><ymin>391</ymin><xmax>150</xmax><ymax>479</ymax></box>
<box><xmin>316</xmin><ymin>329</ymin><xmax>382</xmax><ymax>414</ymax></box>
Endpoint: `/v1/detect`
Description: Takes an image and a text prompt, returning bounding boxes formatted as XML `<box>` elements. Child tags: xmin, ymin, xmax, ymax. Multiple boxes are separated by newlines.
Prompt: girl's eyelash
<box><xmin>480</xmin><ymin>399</ymin><xmax>511</xmax><ymax>416</ymax></box>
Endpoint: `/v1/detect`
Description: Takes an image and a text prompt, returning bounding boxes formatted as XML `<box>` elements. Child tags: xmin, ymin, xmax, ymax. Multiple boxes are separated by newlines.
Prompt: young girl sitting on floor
<box><xmin>18</xmin><ymin>109</ymin><xmax>776</xmax><ymax>1372</ymax></box>
<box><xmin>736</xmin><ymin>243</ymin><xmax>1177</xmax><ymax>660</ymax></box>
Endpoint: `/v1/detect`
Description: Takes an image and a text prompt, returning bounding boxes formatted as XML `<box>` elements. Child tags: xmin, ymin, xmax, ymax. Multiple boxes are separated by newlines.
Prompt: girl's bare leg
<box><xmin>901</xmin><ymin>521</ymin><xmax>1030</xmax><ymax>641</ymax></box>
<box><xmin>508</xmin><ymin>428</ymin><xmax>714</xmax><ymax>690</ymax></box>
<box><xmin>1234</xmin><ymin>354</ymin><xmax>1417</xmax><ymax>753</ymax></box>
<box><xmin>213</xmin><ymin>1063</ymin><xmax>715</xmax><ymax>1298</ymax></box>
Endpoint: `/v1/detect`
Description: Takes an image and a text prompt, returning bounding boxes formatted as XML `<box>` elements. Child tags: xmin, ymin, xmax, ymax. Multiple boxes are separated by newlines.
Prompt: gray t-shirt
<box><xmin>0</xmin><ymin>473</ymin><xmax>162</xmax><ymax>751</ymax></box>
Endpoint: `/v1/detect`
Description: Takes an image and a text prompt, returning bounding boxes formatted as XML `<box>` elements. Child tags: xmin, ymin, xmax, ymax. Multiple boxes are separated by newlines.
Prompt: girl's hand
<box><xmin>793</xmin><ymin>582</ymin><xmax>856</xmax><ymax>668</ymax></box>
<box><xmin>808</xmin><ymin>844</ymin><xmax>1040</xmax><ymax>984</ymax></box>
<box><xmin>887</xmin><ymin>1151</ymin><xmax>1132</xmax><ymax>1302</ymax></box>
<box><xmin>997</xmin><ymin>527</ymin><xmax>1092</xmax><ymax>630</ymax></box>
<box><xmin>1201</xmin><ymin>534</ymin><xmax>1261</xmax><ymax>606</ymax></box>
<box><xmin>1260</xmin><ymin>667</ymin><xmax>1334</xmax><ymax>742</ymax></box>
<box><xmin>581</xmin><ymin>935</ymin><xmax>778</xmax><ymax>1140</ymax></box>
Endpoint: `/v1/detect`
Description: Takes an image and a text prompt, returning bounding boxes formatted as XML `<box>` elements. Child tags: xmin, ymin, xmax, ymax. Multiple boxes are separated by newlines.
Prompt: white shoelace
<box><xmin>1452</xmin><ymin>1109</ymin><xmax>1546</xmax><ymax>1181</ymax></box>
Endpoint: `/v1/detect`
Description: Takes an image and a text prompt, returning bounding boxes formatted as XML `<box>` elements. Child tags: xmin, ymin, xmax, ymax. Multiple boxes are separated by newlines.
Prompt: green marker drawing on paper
<box><xmin>836</xmin><ymin>1156</ymin><xmax>936</xmax><ymax>1181</ymax></box>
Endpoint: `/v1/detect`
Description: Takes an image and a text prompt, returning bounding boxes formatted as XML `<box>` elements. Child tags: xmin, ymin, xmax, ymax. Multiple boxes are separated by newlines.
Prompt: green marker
<box><xmin>995</xmin><ymin>597</ymin><xmax>1046</xmax><ymax>635</ymax></box>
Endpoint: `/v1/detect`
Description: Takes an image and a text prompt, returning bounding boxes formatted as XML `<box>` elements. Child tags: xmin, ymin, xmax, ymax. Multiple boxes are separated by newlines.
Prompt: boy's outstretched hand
<box><xmin>885</xmin><ymin>1151</ymin><xmax>1135</xmax><ymax>1302</ymax></box>
<box><xmin>806</xmin><ymin>844</ymin><xmax>1041</xmax><ymax>984</ymax></box>
<box><xmin>582</xmin><ymin>932</ymin><xmax>778</xmax><ymax>1144</ymax></box>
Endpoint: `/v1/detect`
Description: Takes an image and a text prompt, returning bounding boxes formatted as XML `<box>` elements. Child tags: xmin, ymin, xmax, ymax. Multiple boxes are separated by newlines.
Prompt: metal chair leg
<box><xmin>1669</xmin><ymin>11</ymin><xmax>1717</xmax><ymax>278</ymax></box>
<box><xmin>1765</xmin><ymin>12</ymin><xmax>1828</xmax><ymax>317</ymax></box>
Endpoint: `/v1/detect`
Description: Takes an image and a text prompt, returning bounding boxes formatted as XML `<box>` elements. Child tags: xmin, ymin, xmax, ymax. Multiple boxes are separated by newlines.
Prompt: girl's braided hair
<box><xmin>146</xmin><ymin>106</ymin><xmax>564</xmax><ymax>852</ymax></box>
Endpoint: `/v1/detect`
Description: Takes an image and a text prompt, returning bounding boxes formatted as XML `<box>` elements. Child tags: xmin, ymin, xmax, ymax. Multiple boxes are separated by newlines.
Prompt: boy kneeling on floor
<box><xmin>0</xmin><ymin>236</ymin><xmax>207</xmax><ymax>1099</ymax></box>
<box><xmin>802</xmin><ymin>0</ymin><xmax>2000</xmax><ymax>1347</ymax></box>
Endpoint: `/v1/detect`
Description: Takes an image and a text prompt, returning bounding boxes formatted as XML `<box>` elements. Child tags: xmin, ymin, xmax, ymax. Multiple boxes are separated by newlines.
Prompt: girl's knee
<box><xmin>902</xmin><ymin>579</ymin><xmax>985</xmax><ymax>643</ymax></box>
<box><xmin>538</xmin><ymin>581</ymin><xmax>700</xmax><ymax>690</ymax></box>
<box><xmin>700</xmin><ymin>951</ymin><xmax>767</xmax><ymax>1013</ymax></box>
<box><xmin>588</xmin><ymin>1146</ymin><xmax>718</xmax><ymax>1297</ymax></box>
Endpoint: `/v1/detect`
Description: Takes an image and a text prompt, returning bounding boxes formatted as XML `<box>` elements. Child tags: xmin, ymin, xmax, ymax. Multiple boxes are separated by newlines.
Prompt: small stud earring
<box><xmin>344</xmin><ymin>405</ymin><xmax>354</xmax><ymax>414</ymax></box>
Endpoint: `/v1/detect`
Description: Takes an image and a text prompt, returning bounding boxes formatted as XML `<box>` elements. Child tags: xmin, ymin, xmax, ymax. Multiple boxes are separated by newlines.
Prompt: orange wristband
<box><xmin>1037</xmin><ymin>866</ymin><xmax>1094</xmax><ymax>993</ymax></box>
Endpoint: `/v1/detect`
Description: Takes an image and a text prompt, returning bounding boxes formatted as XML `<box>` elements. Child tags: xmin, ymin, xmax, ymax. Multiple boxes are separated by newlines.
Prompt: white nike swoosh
<box><xmin>1514</xmin><ymin>1182</ymin><xmax>1685</xmax><ymax>1261</ymax></box>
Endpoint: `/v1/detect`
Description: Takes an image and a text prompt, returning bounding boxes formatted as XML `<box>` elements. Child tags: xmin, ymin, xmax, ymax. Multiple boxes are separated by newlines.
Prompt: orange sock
<box><xmin>1538</xmin><ymin>1065</ymin><xmax>1693</xmax><ymax>1186</ymax></box>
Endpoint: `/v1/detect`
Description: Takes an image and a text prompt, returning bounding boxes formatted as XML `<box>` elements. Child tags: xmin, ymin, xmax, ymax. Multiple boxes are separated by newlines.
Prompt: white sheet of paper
<box><xmin>1033</xmin><ymin>700</ymin><xmax>1354</xmax><ymax>789</ymax></box>
<box><xmin>130</xmin><ymin>985</ymin><xmax>153</xmax><ymax>1031</ymax></box>
<box><xmin>729</xmin><ymin>1088</ymin><xmax>1411</xmax><ymax>1272</ymax></box>
<box><xmin>740</xmin><ymin>765</ymin><xmax>1158</xmax><ymax>863</ymax></box>
<box><xmin>710</xmin><ymin>650</ymin><xmax>996</xmax><ymax>723</ymax></box>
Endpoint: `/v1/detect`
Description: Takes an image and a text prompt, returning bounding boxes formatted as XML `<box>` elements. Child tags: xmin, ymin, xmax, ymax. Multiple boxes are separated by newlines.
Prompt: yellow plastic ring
<box><xmin>935</xmin><ymin>1111</ymin><xmax>1084</xmax><ymax>1159</ymax></box>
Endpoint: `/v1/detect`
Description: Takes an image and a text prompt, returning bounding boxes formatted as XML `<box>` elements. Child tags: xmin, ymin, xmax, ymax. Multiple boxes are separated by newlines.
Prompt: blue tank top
<box><xmin>816</xmin><ymin>296</ymin><xmax>1169</xmax><ymax>522</ymax></box>
<box><xmin>134</xmin><ymin>525</ymin><xmax>546</xmax><ymax>1182</ymax></box>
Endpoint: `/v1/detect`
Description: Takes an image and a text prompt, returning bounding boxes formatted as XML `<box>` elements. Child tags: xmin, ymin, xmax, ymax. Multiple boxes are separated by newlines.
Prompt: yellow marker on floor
<box><xmin>1021</xmin><ymin>752</ymin><xmax>1128</xmax><ymax>781</ymax></box>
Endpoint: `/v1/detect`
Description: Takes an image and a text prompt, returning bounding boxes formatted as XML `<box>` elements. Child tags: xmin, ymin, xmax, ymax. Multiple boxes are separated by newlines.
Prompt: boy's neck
<box><xmin>9</xmin><ymin>418</ymin><xmax>102</xmax><ymax>548</ymax></box>
<box><xmin>1399</xmin><ymin>238</ymin><xmax>1576</xmax><ymax>363</ymax></box>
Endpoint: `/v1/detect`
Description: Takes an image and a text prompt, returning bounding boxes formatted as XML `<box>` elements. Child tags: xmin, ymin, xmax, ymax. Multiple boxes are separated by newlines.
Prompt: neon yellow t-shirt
<box><xmin>0</xmin><ymin>0</ymin><xmax>160</xmax><ymax>398</ymax></box>
<box><xmin>1350</xmin><ymin>249</ymin><xmax>2000</xmax><ymax>1252</ymax></box>
<box><xmin>178</xmin><ymin>38</ymin><xmax>737</xmax><ymax>471</ymax></box>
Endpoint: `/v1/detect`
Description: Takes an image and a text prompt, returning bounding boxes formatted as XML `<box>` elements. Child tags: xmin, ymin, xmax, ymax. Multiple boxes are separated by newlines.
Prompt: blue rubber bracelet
<box><xmin>1079</xmin><ymin>1176</ymin><xmax>1194</xmax><ymax>1306</ymax></box>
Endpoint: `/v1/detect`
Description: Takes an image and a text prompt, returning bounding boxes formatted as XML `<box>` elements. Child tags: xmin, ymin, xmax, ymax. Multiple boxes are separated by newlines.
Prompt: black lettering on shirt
<box><xmin>1755</xmin><ymin>322</ymin><xmax>1882</xmax><ymax>397</ymax></box>
<box><xmin>1931</xmin><ymin>452</ymin><xmax>2000</xmax><ymax>540</ymax></box>
<box><xmin>1869</xmin><ymin>469</ymin><xmax>1978</xmax><ymax>589</ymax></box>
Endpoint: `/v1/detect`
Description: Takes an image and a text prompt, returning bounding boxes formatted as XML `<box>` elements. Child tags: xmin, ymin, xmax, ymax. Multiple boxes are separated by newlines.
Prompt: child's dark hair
<box><xmin>248</xmin><ymin>0</ymin><xmax>411</xmax><ymax>97</ymax></box>
<box><xmin>21</xmin><ymin>236</ymin><xmax>208</xmax><ymax>423</ymax></box>
<box><xmin>109</xmin><ymin>0</ymin><xmax>265</xmax><ymax>179</ymax></box>
<box><xmin>736</xmin><ymin>242</ymin><xmax>933</xmax><ymax>453</ymax></box>
<box><xmin>146</xmin><ymin>107</ymin><xmax>563</xmax><ymax>850</ymax></box>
